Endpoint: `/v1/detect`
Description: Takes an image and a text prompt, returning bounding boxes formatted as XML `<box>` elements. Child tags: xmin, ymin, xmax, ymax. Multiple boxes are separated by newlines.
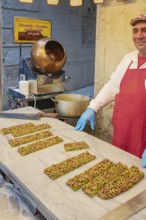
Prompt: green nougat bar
<box><xmin>0</xmin><ymin>123</ymin><xmax>35</xmax><ymax>135</ymax></box>
<box><xmin>97</xmin><ymin>166</ymin><xmax>144</xmax><ymax>200</ymax></box>
<box><xmin>9</xmin><ymin>130</ymin><xmax>53</xmax><ymax>147</ymax></box>
<box><xmin>44</xmin><ymin>151</ymin><xmax>96</xmax><ymax>180</ymax></box>
<box><xmin>64</xmin><ymin>141</ymin><xmax>89</xmax><ymax>151</ymax></box>
<box><xmin>82</xmin><ymin>162</ymin><xmax>127</xmax><ymax>197</ymax></box>
<box><xmin>18</xmin><ymin>136</ymin><xmax>63</xmax><ymax>156</ymax></box>
<box><xmin>66</xmin><ymin>159</ymin><xmax>115</xmax><ymax>191</ymax></box>
<box><xmin>11</xmin><ymin>123</ymin><xmax>51</xmax><ymax>137</ymax></box>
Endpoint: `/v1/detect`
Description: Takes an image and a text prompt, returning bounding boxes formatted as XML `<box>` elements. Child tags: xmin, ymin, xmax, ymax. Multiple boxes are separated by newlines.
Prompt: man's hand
<box><xmin>142</xmin><ymin>149</ymin><xmax>146</xmax><ymax>168</ymax></box>
<box><xmin>75</xmin><ymin>108</ymin><xmax>96</xmax><ymax>131</ymax></box>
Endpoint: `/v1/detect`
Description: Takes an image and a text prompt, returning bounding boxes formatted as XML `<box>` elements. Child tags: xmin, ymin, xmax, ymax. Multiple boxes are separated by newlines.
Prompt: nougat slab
<box><xmin>11</xmin><ymin>123</ymin><xmax>51</xmax><ymax>137</ymax></box>
<box><xmin>9</xmin><ymin>130</ymin><xmax>53</xmax><ymax>147</ymax></box>
<box><xmin>18</xmin><ymin>136</ymin><xmax>63</xmax><ymax>156</ymax></box>
<box><xmin>66</xmin><ymin>159</ymin><xmax>115</xmax><ymax>191</ymax></box>
<box><xmin>97</xmin><ymin>166</ymin><xmax>144</xmax><ymax>199</ymax></box>
<box><xmin>64</xmin><ymin>141</ymin><xmax>89</xmax><ymax>151</ymax></box>
<box><xmin>82</xmin><ymin>162</ymin><xmax>127</xmax><ymax>197</ymax></box>
<box><xmin>44</xmin><ymin>151</ymin><xmax>96</xmax><ymax>180</ymax></box>
<box><xmin>0</xmin><ymin>123</ymin><xmax>35</xmax><ymax>135</ymax></box>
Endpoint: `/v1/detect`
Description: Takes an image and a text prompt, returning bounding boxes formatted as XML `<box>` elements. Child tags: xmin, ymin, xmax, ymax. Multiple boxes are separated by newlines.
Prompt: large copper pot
<box><xmin>31</xmin><ymin>38</ymin><xmax>67</xmax><ymax>74</ymax></box>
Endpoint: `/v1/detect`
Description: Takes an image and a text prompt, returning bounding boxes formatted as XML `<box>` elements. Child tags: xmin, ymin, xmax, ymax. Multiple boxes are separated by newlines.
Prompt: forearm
<box><xmin>88</xmin><ymin>79</ymin><xmax>118</xmax><ymax>112</ymax></box>
<box><xmin>88</xmin><ymin>53</ymin><xmax>132</xmax><ymax>112</ymax></box>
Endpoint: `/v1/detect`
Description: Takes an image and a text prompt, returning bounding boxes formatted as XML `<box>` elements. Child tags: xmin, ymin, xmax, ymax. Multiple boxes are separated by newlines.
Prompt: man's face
<box><xmin>132</xmin><ymin>22</ymin><xmax>146</xmax><ymax>56</ymax></box>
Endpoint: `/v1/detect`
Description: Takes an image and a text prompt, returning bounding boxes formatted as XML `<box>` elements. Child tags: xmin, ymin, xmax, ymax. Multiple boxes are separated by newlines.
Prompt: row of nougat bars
<box><xmin>66</xmin><ymin>159</ymin><xmax>144</xmax><ymax>199</ymax></box>
<box><xmin>0</xmin><ymin>122</ymin><xmax>51</xmax><ymax>137</ymax></box>
<box><xmin>0</xmin><ymin>123</ymin><xmax>90</xmax><ymax>155</ymax></box>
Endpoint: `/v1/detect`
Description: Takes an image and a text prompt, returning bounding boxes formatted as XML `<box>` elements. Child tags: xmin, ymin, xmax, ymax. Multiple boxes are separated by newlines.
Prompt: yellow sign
<box><xmin>14</xmin><ymin>17</ymin><xmax>52</xmax><ymax>43</ymax></box>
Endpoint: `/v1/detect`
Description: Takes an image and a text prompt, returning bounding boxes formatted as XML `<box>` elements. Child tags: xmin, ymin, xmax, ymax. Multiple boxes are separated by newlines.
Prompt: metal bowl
<box><xmin>54</xmin><ymin>94</ymin><xmax>90</xmax><ymax>117</ymax></box>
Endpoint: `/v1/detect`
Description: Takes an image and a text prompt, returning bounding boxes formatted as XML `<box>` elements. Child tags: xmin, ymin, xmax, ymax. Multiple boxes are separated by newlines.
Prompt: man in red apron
<box><xmin>75</xmin><ymin>14</ymin><xmax>146</xmax><ymax>168</ymax></box>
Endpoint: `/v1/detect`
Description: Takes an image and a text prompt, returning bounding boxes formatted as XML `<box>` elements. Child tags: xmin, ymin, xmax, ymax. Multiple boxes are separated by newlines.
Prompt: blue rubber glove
<box><xmin>142</xmin><ymin>149</ymin><xmax>146</xmax><ymax>168</ymax></box>
<box><xmin>75</xmin><ymin>108</ymin><xmax>96</xmax><ymax>131</ymax></box>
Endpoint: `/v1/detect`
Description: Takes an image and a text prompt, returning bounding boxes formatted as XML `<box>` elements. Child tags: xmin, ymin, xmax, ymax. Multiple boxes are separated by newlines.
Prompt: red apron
<box><xmin>112</xmin><ymin>62</ymin><xmax>146</xmax><ymax>158</ymax></box>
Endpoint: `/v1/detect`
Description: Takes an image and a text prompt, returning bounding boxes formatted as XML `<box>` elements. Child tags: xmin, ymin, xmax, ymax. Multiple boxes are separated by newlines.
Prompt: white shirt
<box><xmin>89</xmin><ymin>50</ymin><xmax>146</xmax><ymax>112</ymax></box>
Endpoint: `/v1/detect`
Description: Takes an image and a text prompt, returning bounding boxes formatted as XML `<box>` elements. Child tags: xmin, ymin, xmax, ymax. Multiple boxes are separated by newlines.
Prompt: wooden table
<box><xmin>0</xmin><ymin>107</ymin><xmax>146</xmax><ymax>220</ymax></box>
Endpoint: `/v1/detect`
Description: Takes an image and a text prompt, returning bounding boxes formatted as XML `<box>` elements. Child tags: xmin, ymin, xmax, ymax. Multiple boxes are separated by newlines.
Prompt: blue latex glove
<box><xmin>75</xmin><ymin>108</ymin><xmax>96</xmax><ymax>131</ymax></box>
<box><xmin>142</xmin><ymin>149</ymin><xmax>146</xmax><ymax>168</ymax></box>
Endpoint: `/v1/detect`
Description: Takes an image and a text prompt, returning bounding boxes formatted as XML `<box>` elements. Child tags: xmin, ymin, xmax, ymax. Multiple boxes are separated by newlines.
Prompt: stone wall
<box><xmin>94</xmin><ymin>0</ymin><xmax>146</xmax><ymax>143</ymax></box>
<box><xmin>1</xmin><ymin>0</ymin><xmax>96</xmax><ymax>110</ymax></box>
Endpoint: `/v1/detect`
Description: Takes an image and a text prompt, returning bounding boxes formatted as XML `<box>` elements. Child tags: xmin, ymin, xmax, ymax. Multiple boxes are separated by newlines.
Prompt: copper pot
<box><xmin>31</xmin><ymin>38</ymin><xmax>67</xmax><ymax>74</ymax></box>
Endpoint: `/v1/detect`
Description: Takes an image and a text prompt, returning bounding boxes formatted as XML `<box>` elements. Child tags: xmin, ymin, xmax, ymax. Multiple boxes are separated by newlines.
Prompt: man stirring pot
<box><xmin>75</xmin><ymin>14</ymin><xmax>146</xmax><ymax>168</ymax></box>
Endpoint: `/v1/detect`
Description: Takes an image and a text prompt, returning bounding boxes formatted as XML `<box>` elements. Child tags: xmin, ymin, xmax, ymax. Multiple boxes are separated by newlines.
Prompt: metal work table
<box><xmin>8</xmin><ymin>87</ymin><xmax>63</xmax><ymax>111</ymax></box>
<box><xmin>8</xmin><ymin>87</ymin><xmax>62</xmax><ymax>101</ymax></box>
